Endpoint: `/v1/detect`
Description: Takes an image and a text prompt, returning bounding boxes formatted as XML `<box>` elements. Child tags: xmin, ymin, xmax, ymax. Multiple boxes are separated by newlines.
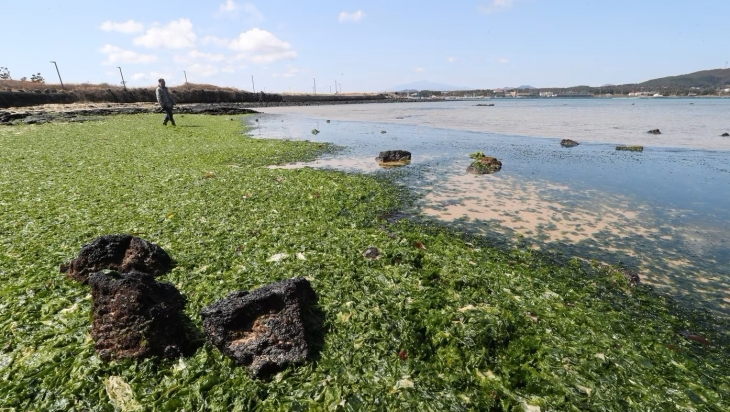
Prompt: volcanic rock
<box><xmin>615</xmin><ymin>145</ymin><xmax>644</xmax><ymax>152</ymax></box>
<box><xmin>89</xmin><ymin>270</ymin><xmax>189</xmax><ymax>361</ymax></box>
<box><xmin>722</xmin><ymin>133</ymin><xmax>729</xmax><ymax>137</ymax></box>
<box><xmin>362</xmin><ymin>246</ymin><xmax>380</xmax><ymax>260</ymax></box>
<box><xmin>62</xmin><ymin>234</ymin><xmax>173</xmax><ymax>283</ymax></box>
<box><xmin>467</xmin><ymin>156</ymin><xmax>502</xmax><ymax>174</ymax></box>
<box><xmin>375</xmin><ymin>150</ymin><xmax>411</xmax><ymax>163</ymax></box>
<box><xmin>200</xmin><ymin>277</ymin><xmax>318</xmax><ymax>378</ymax></box>
<box><xmin>647</xmin><ymin>129</ymin><xmax>661</xmax><ymax>135</ymax></box>
<box><xmin>560</xmin><ymin>139</ymin><xmax>579</xmax><ymax>147</ymax></box>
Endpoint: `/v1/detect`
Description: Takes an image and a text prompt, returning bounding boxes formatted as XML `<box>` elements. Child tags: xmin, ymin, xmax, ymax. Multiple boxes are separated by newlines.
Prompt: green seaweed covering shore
<box><xmin>0</xmin><ymin>114</ymin><xmax>728</xmax><ymax>411</ymax></box>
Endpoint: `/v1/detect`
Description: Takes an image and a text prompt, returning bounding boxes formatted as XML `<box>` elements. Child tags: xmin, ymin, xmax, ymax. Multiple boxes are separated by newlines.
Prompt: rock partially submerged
<box><xmin>311</xmin><ymin>129</ymin><xmax>320</xmax><ymax>135</ymax></box>
<box><xmin>89</xmin><ymin>270</ymin><xmax>189</xmax><ymax>361</ymax></box>
<box><xmin>376</xmin><ymin>150</ymin><xmax>411</xmax><ymax>163</ymax></box>
<box><xmin>61</xmin><ymin>234</ymin><xmax>173</xmax><ymax>283</ymax></box>
<box><xmin>647</xmin><ymin>129</ymin><xmax>661</xmax><ymax>135</ymax></box>
<box><xmin>201</xmin><ymin>277</ymin><xmax>318</xmax><ymax>378</ymax></box>
<box><xmin>560</xmin><ymin>139</ymin><xmax>579</xmax><ymax>147</ymax></box>
<box><xmin>467</xmin><ymin>153</ymin><xmax>502</xmax><ymax>174</ymax></box>
<box><xmin>616</xmin><ymin>145</ymin><xmax>644</xmax><ymax>152</ymax></box>
<box><xmin>722</xmin><ymin>132</ymin><xmax>729</xmax><ymax>137</ymax></box>
<box><xmin>475</xmin><ymin>103</ymin><xmax>495</xmax><ymax>107</ymax></box>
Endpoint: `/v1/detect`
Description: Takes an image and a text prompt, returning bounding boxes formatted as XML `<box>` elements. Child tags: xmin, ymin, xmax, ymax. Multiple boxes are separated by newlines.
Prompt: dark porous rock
<box><xmin>62</xmin><ymin>234</ymin><xmax>173</xmax><ymax>283</ymax></box>
<box><xmin>722</xmin><ymin>132</ymin><xmax>729</xmax><ymax>137</ymax></box>
<box><xmin>362</xmin><ymin>246</ymin><xmax>380</xmax><ymax>260</ymax></box>
<box><xmin>376</xmin><ymin>150</ymin><xmax>411</xmax><ymax>163</ymax></box>
<box><xmin>560</xmin><ymin>139</ymin><xmax>579</xmax><ymax>147</ymax></box>
<box><xmin>647</xmin><ymin>129</ymin><xmax>661</xmax><ymax>135</ymax></box>
<box><xmin>467</xmin><ymin>156</ymin><xmax>502</xmax><ymax>174</ymax></box>
<box><xmin>615</xmin><ymin>145</ymin><xmax>644</xmax><ymax>152</ymax></box>
<box><xmin>618</xmin><ymin>268</ymin><xmax>640</xmax><ymax>287</ymax></box>
<box><xmin>201</xmin><ymin>277</ymin><xmax>318</xmax><ymax>378</ymax></box>
<box><xmin>89</xmin><ymin>270</ymin><xmax>189</xmax><ymax>360</ymax></box>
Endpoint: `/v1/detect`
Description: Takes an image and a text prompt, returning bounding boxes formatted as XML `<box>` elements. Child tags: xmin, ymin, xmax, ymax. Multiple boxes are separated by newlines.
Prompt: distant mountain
<box><xmin>638</xmin><ymin>68</ymin><xmax>730</xmax><ymax>88</ymax></box>
<box><xmin>502</xmin><ymin>85</ymin><xmax>536</xmax><ymax>90</ymax></box>
<box><xmin>389</xmin><ymin>81</ymin><xmax>471</xmax><ymax>92</ymax></box>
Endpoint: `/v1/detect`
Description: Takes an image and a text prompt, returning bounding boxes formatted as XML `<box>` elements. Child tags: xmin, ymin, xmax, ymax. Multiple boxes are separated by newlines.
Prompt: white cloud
<box><xmin>187</xmin><ymin>63</ymin><xmax>219</xmax><ymax>77</ymax></box>
<box><xmin>133</xmin><ymin>18</ymin><xmax>196</xmax><ymax>49</ymax></box>
<box><xmin>175</xmin><ymin>50</ymin><xmax>227</xmax><ymax>64</ymax></box>
<box><xmin>479</xmin><ymin>0</ymin><xmax>514</xmax><ymax>14</ymax></box>
<box><xmin>220</xmin><ymin>0</ymin><xmax>237</xmax><ymax>12</ymax></box>
<box><xmin>201</xmin><ymin>35</ymin><xmax>230</xmax><ymax>47</ymax></box>
<box><xmin>229</xmin><ymin>28</ymin><xmax>297</xmax><ymax>63</ymax></box>
<box><xmin>338</xmin><ymin>10</ymin><xmax>366</xmax><ymax>23</ymax></box>
<box><xmin>414</xmin><ymin>67</ymin><xmax>426</xmax><ymax>73</ymax></box>
<box><xmin>100</xmin><ymin>44</ymin><xmax>157</xmax><ymax>65</ymax></box>
<box><xmin>100</xmin><ymin>20</ymin><xmax>144</xmax><ymax>33</ymax></box>
<box><xmin>497</xmin><ymin>57</ymin><xmax>509</xmax><ymax>64</ymax></box>
<box><xmin>274</xmin><ymin>65</ymin><xmax>300</xmax><ymax>78</ymax></box>
<box><xmin>221</xmin><ymin>65</ymin><xmax>236</xmax><ymax>73</ymax></box>
<box><xmin>219</xmin><ymin>1</ymin><xmax>264</xmax><ymax>21</ymax></box>
<box><xmin>130</xmin><ymin>71</ymin><xmax>174</xmax><ymax>83</ymax></box>
<box><xmin>447</xmin><ymin>57</ymin><xmax>456</xmax><ymax>63</ymax></box>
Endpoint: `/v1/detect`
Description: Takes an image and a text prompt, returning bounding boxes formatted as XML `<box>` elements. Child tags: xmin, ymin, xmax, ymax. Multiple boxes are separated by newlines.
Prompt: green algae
<box><xmin>0</xmin><ymin>114</ymin><xmax>728</xmax><ymax>411</ymax></box>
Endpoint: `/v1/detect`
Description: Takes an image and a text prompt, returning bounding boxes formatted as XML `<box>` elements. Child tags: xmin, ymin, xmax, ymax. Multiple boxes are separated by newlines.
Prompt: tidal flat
<box><xmin>1</xmin><ymin>114</ymin><xmax>729</xmax><ymax>411</ymax></box>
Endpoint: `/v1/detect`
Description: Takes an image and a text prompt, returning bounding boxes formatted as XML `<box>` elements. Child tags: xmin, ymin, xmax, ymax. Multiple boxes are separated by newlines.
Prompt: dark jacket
<box><xmin>156</xmin><ymin>86</ymin><xmax>174</xmax><ymax>109</ymax></box>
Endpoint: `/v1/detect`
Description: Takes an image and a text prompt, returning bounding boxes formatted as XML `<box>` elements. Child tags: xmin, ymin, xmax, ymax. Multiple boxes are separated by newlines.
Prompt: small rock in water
<box><xmin>560</xmin><ymin>139</ymin><xmax>579</xmax><ymax>147</ymax></box>
<box><xmin>616</xmin><ymin>145</ymin><xmax>644</xmax><ymax>152</ymax></box>
<box><xmin>467</xmin><ymin>155</ymin><xmax>502</xmax><ymax>174</ymax></box>
<box><xmin>722</xmin><ymin>132</ymin><xmax>729</xmax><ymax>137</ymax></box>
<box><xmin>326</xmin><ymin>119</ymin><xmax>331</xmax><ymax>123</ymax></box>
<box><xmin>89</xmin><ymin>270</ymin><xmax>190</xmax><ymax>361</ymax></box>
<box><xmin>200</xmin><ymin>277</ymin><xmax>318</xmax><ymax>378</ymax></box>
<box><xmin>62</xmin><ymin>234</ymin><xmax>173</xmax><ymax>283</ymax></box>
<box><xmin>647</xmin><ymin>129</ymin><xmax>661</xmax><ymax>135</ymax></box>
<box><xmin>362</xmin><ymin>246</ymin><xmax>380</xmax><ymax>260</ymax></box>
<box><xmin>381</xmin><ymin>130</ymin><xmax>387</xmax><ymax>134</ymax></box>
<box><xmin>376</xmin><ymin>150</ymin><xmax>411</xmax><ymax>165</ymax></box>
<box><xmin>311</xmin><ymin>129</ymin><xmax>320</xmax><ymax>135</ymax></box>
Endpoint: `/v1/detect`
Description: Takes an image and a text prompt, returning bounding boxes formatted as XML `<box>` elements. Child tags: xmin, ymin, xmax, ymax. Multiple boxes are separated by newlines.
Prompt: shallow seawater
<box><xmin>251</xmin><ymin>106</ymin><xmax>730</xmax><ymax>317</ymax></box>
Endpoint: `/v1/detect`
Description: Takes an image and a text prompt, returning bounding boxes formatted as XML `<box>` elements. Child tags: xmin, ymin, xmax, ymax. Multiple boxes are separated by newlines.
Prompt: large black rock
<box><xmin>88</xmin><ymin>270</ymin><xmax>189</xmax><ymax>361</ymax></box>
<box><xmin>62</xmin><ymin>234</ymin><xmax>173</xmax><ymax>283</ymax></box>
<box><xmin>201</xmin><ymin>277</ymin><xmax>317</xmax><ymax>378</ymax></box>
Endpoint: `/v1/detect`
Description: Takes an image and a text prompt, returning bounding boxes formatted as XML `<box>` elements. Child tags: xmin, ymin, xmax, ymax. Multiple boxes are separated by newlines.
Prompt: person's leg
<box><xmin>166</xmin><ymin>108</ymin><xmax>176</xmax><ymax>126</ymax></box>
<box><xmin>163</xmin><ymin>108</ymin><xmax>169</xmax><ymax>125</ymax></box>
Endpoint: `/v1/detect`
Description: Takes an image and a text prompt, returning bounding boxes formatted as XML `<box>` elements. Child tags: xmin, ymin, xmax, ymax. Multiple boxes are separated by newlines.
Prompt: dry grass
<box><xmin>0</xmin><ymin>80</ymin><xmax>249</xmax><ymax>93</ymax></box>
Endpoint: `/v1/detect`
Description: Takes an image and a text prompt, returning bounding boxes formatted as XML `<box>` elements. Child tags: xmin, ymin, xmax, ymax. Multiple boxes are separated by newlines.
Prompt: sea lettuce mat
<box><xmin>0</xmin><ymin>114</ymin><xmax>728</xmax><ymax>411</ymax></box>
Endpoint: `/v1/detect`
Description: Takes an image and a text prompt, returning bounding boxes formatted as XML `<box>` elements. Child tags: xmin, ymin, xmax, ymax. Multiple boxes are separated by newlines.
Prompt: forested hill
<box><xmin>639</xmin><ymin>68</ymin><xmax>730</xmax><ymax>88</ymax></box>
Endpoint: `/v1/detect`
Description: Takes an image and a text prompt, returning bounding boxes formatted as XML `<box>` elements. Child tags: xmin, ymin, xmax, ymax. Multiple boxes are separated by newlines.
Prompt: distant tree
<box><xmin>0</xmin><ymin>67</ymin><xmax>10</xmax><ymax>80</ymax></box>
<box><xmin>20</xmin><ymin>77</ymin><xmax>27</xmax><ymax>82</ymax></box>
<box><xmin>30</xmin><ymin>73</ymin><xmax>45</xmax><ymax>83</ymax></box>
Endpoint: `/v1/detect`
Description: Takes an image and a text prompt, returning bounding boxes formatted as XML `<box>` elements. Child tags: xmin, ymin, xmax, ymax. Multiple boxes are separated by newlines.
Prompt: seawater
<box><xmin>252</xmin><ymin>99</ymin><xmax>730</xmax><ymax>317</ymax></box>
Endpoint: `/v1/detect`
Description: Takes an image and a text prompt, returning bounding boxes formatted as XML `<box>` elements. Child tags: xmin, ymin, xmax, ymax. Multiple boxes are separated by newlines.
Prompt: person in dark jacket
<box><xmin>156</xmin><ymin>78</ymin><xmax>176</xmax><ymax>126</ymax></box>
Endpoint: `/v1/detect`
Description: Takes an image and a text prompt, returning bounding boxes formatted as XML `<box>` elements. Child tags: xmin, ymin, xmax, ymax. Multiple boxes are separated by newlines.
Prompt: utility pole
<box><xmin>117</xmin><ymin>67</ymin><xmax>126</xmax><ymax>90</ymax></box>
<box><xmin>183</xmin><ymin>71</ymin><xmax>188</xmax><ymax>86</ymax></box>
<box><xmin>334</xmin><ymin>80</ymin><xmax>337</xmax><ymax>94</ymax></box>
<box><xmin>251</xmin><ymin>75</ymin><xmax>256</xmax><ymax>93</ymax></box>
<box><xmin>313</xmin><ymin>78</ymin><xmax>316</xmax><ymax>95</ymax></box>
<box><xmin>49</xmin><ymin>61</ymin><xmax>64</xmax><ymax>89</ymax></box>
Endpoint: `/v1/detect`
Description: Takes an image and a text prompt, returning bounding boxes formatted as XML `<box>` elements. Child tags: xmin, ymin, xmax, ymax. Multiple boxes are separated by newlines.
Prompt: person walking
<box><xmin>156</xmin><ymin>78</ymin><xmax>176</xmax><ymax>126</ymax></box>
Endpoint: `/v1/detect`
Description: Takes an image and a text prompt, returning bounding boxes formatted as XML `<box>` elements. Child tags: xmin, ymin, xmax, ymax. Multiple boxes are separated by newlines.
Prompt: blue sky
<box><xmin>2</xmin><ymin>0</ymin><xmax>729</xmax><ymax>92</ymax></box>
